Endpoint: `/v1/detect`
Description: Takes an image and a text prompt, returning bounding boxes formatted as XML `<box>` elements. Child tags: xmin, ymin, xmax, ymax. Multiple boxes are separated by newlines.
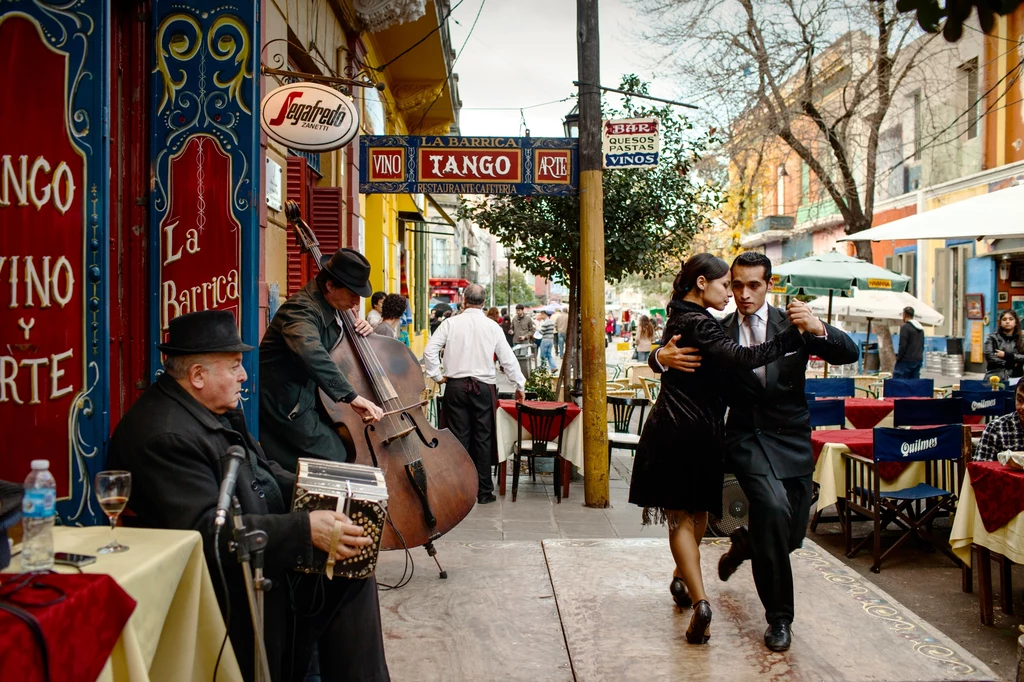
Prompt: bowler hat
<box><xmin>157</xmin><ymin>310</ymin><xmax>254</xmax><ymax>356</ymax></box>
<box><xmin>320</xmin><ymin>248</ymin><xmax>373</xmax><ymax>297</ymax></box>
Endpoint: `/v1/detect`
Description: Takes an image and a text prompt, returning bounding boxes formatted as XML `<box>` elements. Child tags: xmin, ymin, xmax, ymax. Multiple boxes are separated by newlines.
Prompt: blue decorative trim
<box><xmin>149</xmin><ymin>1</ymin><xmax>261</xmax><ymax>432</ymax></box>
<box><xmin>894</xmin><ymin>245</ymin><xmax>917</xmax><ymax>254</ymax></box>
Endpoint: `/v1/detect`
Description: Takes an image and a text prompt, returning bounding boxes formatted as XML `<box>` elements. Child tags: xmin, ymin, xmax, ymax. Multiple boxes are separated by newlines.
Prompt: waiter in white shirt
<box><xmin>424</xmin><ymin>283</ymin><xmax>526</xmax><ymax>504</ymax></box>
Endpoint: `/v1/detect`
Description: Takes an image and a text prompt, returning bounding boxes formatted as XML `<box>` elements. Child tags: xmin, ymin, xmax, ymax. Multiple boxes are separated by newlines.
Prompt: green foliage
<box><xmin>525</xmin><ymin>366</ymin><xmax>557</xmax><ymax>402</ymax></box>
<box><xmin>460</xmin><ymin>75</ymin><xmax>724</xmax><ymax>286</ymax></box>
<box><xmin>888</xmin><ymin>0</ymin><xmax>1021</xmax><ymax>41</ymax></box>
<box><xmin>486</xmin><ymin>269</ymin><xmax>537</xmax><ymax>309</ymax></box>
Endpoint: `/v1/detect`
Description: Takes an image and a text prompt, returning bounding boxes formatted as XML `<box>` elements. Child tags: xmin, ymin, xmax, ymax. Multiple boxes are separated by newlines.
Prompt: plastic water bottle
<box><xmin>21</xmin><ymin>460</ymin><xmax>56</xmax><ymax>571</ymax></box>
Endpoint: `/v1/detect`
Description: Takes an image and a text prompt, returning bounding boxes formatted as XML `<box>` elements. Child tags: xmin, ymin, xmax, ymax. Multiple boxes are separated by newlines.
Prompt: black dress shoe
<box><xmin>764</xmin><ymin>620</ymin><xmax>792</xmax><ymax>651</ymax></box>
<box><xmin>670</xmin><ymin>577</ymin><xmax>692</xmax><ymax>610</ymax></box>
<box><xmin>685</xmin><ymin>600</ymin><xmax>712</xmax><ymax>644</ymax></box>
<box><xmin>718</xmin><ymin>527</ymin><xmax>751</xmax><ymax>582</ymax></box>
<box><xmin>477</xmin><ymin>493</ymin><xmax>497</xmax><ymax>504</ymax></box>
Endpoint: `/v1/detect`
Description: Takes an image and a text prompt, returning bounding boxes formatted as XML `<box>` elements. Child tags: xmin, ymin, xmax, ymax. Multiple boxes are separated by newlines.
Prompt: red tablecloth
<box><xmin>0</xmin><ymin>573</ymin><xmax>136</xmax><ymax>682</ymax></box>
<box><xmin>842</xmin><ymin>398</ymin><xmax>894</xmax><ymax>429</ymax></box>
<box><xmin>967</xmin><ymin>461</ymin><xmax>1024</xmax><ymax>533</ymax></box>
<box><xmin>499</xmin><ymin>400</ymin><xmax>581</xmax><ymax>441</ymax></box>
<box><xmin>811</xmin><ymin>428</ymin><xmax>908</xmax><ymax>481</ymax></box>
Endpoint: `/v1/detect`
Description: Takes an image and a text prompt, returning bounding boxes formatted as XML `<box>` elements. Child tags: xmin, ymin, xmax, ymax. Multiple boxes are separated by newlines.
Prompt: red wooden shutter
<box><xmin>285</xmin><ymin>157</ymin><xmax>316</xmax><ymax>295</ymax></box>
<box><xmin>311</xmin><ymin>187</ymin><xmax>345</xmax><ymax>258</ymax></box>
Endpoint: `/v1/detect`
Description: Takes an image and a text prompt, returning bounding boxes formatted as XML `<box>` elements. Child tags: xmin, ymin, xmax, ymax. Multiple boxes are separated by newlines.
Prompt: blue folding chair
<box><xmin>959</xmin><ymin>379</ymin><xmax>997</xmax><ymax>393</ymax></box>
<box><xmin>808</xmin><ymin>398</ymin><xmax>846</xmax><ymax>429</ymax></box>
<box><xmin>952</xmin><ymin>390</ymin><xmax>1014</xmax><ymax>419</ymax></box>
<box><xmin>883</xmin><ymin>378</ymin><xmax>934</xmax><ymax>398</ymax></box>
<box><xmin>805</xmin><ymin>378</ymin><xmax>855</xmax><ymax>398</ymax></box>
<box><xmin>844</xmin><ymin>425</ymin><xmax>968</xmax><ymax>573</ymax></box>
<box><xmin>892</xmin><ymin>398</ymin><xmax>963</xmax><ymax>427</ymax></box>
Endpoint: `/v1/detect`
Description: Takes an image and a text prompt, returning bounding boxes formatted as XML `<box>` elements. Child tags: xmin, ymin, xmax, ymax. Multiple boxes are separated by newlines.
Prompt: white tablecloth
<box><xmin>7</xmin><ymin>526</ymin><xmax>241</xmax><ymax>682</ymax></box>
<box><xmin>812</xmin><ymin>442</ymin><xmax>927</xmax><ymax>512</ymax></box>
<box><xmin>495</xmin><ymin>407</ymin><xmax>584</xmax><ymax>469</ymax></box>
<box><xmin>950</xmin><ymin>473</ymin><xmax>1024</xmax><ymax>567</ymax></box>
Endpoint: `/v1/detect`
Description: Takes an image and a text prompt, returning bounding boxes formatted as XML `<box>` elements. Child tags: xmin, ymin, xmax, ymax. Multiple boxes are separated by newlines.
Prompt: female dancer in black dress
<box><xmin>628</xmin><ymin>253</ymin><xmax>813</xmax><ymax>644</ymax></box>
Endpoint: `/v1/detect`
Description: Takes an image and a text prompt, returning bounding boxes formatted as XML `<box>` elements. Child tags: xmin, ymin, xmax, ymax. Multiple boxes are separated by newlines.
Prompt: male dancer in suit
<box><xmin>652</xmin><ymin>251</ymin><xmax>859</xmax><ymax>651</ymax></box>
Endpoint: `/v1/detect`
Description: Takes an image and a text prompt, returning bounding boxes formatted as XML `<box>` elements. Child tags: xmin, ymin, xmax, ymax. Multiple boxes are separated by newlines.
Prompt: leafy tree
<box><xmin>486</xmin><ymin>269</ymin><xmax>537</xmax><ymax>309</ymax></box>
<box><xmin>462</xmin><ymin>76</ymin><xmax>723</xmax><ymax>394</ymax></box>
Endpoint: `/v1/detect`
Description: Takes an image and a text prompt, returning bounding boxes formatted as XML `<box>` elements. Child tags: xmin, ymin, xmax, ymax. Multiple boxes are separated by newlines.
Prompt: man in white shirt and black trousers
<box><xmin>424</xmin><ymin>284</ymin><xmax>526</xmax><ymax>504</ymax></box>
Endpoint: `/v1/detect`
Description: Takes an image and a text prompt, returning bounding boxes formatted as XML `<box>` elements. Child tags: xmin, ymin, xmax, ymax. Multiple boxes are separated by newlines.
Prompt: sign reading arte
<box><xmin>0</xmin><ymin>15</ymin><xmax>85</xmax><ymax>498</ymax></box>
<box><xmin>602</xmin><ymin>117</ymin><xmax>660</xmax><ymax>169</ymax></box>
<box><xmin>159</xmin><ymin>135</ymin><xmax>242</xmax><ymax>334</ymax></box>
<box><xmin>360</xmin><ymin>135</ymin><xmax>578</xmax><ymax>195</ymax></box>
<box><xmin>260</xmin><ymin>82</ymin><xmax>360</xmax><ymax>153</ymax></box>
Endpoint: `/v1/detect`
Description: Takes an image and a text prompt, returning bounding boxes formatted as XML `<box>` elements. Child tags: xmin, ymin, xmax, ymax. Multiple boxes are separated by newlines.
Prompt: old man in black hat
<box><xmin>107</xmin><ymin>310</ymin><xmax>390</xmax><ymax>682</ymax></box>
<box><xmin>259</xmin><ymin>248</ymin><xmax>384</xmax><ymax>471</ymax></box>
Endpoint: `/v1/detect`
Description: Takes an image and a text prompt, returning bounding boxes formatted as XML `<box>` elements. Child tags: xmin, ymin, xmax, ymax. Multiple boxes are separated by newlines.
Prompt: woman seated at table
<box><xmin>984</xmin><ymin>309</ymin><xmax>1024</xmax><ymax>383</ymax></box>
<box><xmin>628</xmin><ymin>253</ymin><xmax>816</xmax><ymax>645</ymax></box>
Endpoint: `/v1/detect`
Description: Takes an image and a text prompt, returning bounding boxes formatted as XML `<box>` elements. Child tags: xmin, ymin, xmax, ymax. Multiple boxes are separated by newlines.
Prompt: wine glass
<box><xmin>95</xmin><ymin>470</ymin><xmax>131</xmax><ymax>554</ymax></box>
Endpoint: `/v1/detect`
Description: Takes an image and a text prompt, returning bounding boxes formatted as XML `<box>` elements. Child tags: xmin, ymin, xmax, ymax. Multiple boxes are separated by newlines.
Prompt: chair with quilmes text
<box><xmin>607</xmin><ymin>396</ymin><xmax>649</xmax><ymax>465</ymax></box>
<box><xmin>511</xmin><ymin>403</ymin><xmax>569</xmax><ymax>503</ymax></box>
<box><xmin>892</xmin><ymin>397</ymin><xmax>963</xmax><ymax>427</ymax></box>
<box><xmin>952</xmin><ymin>390</ymin><xmax>1014</xmax><ymax>420</ymax></box>
<box><xmin>843</xmin><ymin>424</ymin><xmax>969</xmax><ymax>573</ymax></box>
<box><xmin>883</xmin><ymin>378</ymin><xmax>935</xmax><ymax>398</ymax></box>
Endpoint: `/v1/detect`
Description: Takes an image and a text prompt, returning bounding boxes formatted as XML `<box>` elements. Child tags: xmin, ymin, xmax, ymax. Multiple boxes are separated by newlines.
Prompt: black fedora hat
<box><xmin>158</xmin><ymin>310</ymin><xmax>254</xmax><ymax>356</ymax></box>
<box><xmin>321</xmin><ymin>248</ymin><xmax>373</xmax><ymax>298</ymax></box>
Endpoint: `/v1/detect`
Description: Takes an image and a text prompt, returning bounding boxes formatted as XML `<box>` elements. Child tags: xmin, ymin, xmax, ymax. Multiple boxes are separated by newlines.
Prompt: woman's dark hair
<box><xmin>672</xmin><ymin>253</ymin><xmax>730</xmax><ymax>300</ymax></box>
<box><xmin>997</xmin><ymin>308</ymin><xmax>1024</xmax><ymax>352</ymax></box>
<box><xmin>381</xmin><ymin>294</ymin><xmax>407</xmax><ymax>321</ymax></box>
<box><xmin>371</xmin><ymin>291</ymin><xmax>387</xmax><ymax>306</ymax></box>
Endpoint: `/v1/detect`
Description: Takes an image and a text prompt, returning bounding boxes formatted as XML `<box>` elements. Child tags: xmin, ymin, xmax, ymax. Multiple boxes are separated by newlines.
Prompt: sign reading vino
<box><xmin>159</xmin><ymin>135</ymin><xmax>242</xmax><ymax>334</ymax></box>
<box><xmin>0</xmin><ymin>15</ymin><xmax>86</xmax><ymax>498</ymax></box>
<box><xmin>360</xmin><ymin>136</ymin><xmax>578</xmax><ymax>195</ymax></box>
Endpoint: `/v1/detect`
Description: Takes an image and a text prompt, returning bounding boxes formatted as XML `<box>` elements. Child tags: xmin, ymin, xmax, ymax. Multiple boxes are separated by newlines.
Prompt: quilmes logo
<box><xmin>260</xmin><ymin>83</ymin><xmax>359</xmax><ymax>152</ymax></box>
<box><xmin>971</xmin><ymin>398</ymin><xmax>997</xmax><ymax>411</ymax></box>
<box><xmin>900</xmin><ymin>437</ymin><xmax>938</xmax><ymax>457</ymax></box>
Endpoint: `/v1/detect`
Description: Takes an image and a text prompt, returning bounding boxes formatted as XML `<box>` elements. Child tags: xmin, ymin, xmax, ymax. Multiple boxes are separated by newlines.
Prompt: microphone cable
<box><xmin>375</xmin><ymin>516</ymin><xmax>414</xmax><ymax>591</ymax></box>
<box><xmin>212</xmin><ymin>524</ymin><xmax>231</xmax><ymax>682</ymax></box>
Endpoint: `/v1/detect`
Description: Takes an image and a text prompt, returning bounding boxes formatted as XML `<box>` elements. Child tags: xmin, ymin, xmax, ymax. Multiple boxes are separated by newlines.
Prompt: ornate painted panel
<box><xmin>0</xmin><ymin>2</ymin><xmax>110</xmax><ymax>524</ymax></box>
<box><xmin>149</xmin><ymin>1</ymin><xmax>261</xmax><ymax>429</ymax></box>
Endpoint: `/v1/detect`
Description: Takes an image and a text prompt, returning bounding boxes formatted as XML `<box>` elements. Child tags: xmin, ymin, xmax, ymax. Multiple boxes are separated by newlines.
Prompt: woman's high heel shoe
<box><xmin>686</xmin><ymin>600</ymin><xmax>712</xmax><ymax>644</ymax></box>
<box><xmin>670</xmin><ymin>577</ymin><xmax>692</xmax><ymax>609</ymax></box>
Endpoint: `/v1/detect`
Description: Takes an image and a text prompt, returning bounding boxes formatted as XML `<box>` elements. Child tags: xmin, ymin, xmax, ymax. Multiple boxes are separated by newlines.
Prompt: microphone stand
<box><xmin>229</xmin><ymin>496</ymin><xmax>272</xmax><ymax>682</ymax></box>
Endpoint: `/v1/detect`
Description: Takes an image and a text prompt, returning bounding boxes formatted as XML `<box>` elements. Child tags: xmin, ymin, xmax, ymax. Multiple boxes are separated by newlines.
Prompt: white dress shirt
<box><xmin>424</xmin><ymin>308</ymin><xmax>527</xmax><ymax>391</ymax></box>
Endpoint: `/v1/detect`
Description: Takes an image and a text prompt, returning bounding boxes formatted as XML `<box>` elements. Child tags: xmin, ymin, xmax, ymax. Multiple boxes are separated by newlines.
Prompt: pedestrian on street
<box><xmin>424</xmin><ymin>285</ymin><xmax>525</xmax><ymax>505</ymax></box>
<box><xmin>373</xmin><ymin>294</ymin><xmax>407</xmax><ymax>339</ymax></box>
<box><xmin>552</xmin><ymin>308</ymin><xmax>568</xmax><ymax>356</ymax></box>
<box><xmin>636</xmin><ymin>315</ymin><xmax>655</xmax><ymax>362</ymax></box>
<box><xmin>893</xmin><ymin>306</ymin><xmax>924</xmax><ymax>379</ymax></box>
<box><xmin>367</xmin><ymin>291</ymin><xmax>386</xmax><ymax>327</ymax></box>
<box><xmin>510</xmin><ymin>304</ymin><xmax>536</xmax><ymax>351</ymax></box>
<box><xmin>536</xmin><ymin>310</ymin><xmax>557</xmax><ymax>371</ymax></box>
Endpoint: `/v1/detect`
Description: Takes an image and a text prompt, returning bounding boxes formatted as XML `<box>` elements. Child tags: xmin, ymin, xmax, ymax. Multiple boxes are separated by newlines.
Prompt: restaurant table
<box><xmin>841</xmin><ymin>398</ymin><xmax>895</xmax><ymax>429</ymax></box>
<box><xmin>812</xmin><ymin>425</ymin><xmax>987</xmax><ymax>517</ymax></box>
<box><xmin>4</xmin><ymin>526</ymin><xmax>241</xmax><ymax>682</ymax></box>
<box><xmin>495</xmin><ymin>400</ymin><xmax>582</xmax><ymax>497</ymax></box>
<box><xmin>950</xmin><ymin>461</ymin><xmax>1024</xmax><ymax>624</ymax></box>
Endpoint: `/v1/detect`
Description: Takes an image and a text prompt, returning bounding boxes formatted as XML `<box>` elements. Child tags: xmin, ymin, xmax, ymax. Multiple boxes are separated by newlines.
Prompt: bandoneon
<box><xmin>291</xmin><ymin>459</ymin><xmax>388</xmax><ymax>579</ymax></box>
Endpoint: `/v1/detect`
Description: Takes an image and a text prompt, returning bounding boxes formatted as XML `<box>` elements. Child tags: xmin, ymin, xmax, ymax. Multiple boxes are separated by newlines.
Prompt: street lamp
<box><xmin>563</xmin><ymin>104</ymin><xmax>580</xmax><ymax>138</ymax></box>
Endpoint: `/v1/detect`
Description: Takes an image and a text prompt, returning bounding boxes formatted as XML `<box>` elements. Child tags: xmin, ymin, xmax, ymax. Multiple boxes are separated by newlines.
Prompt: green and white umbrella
<box><xmin>770</xmin><ymin>250</ymin><xmax>911</xmax><ymax>297</ymax></box>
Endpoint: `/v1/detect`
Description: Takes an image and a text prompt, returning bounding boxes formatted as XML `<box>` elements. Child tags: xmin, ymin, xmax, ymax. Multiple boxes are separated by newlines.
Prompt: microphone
<box><xmin>214</xmin><ymin>445</ymin><xmax>246</xmax><ymax>527</ymax></box>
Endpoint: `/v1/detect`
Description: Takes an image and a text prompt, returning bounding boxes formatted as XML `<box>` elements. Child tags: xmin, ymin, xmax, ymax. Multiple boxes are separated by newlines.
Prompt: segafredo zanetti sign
<box><xmin>260</xmin><ymin>82</ymin><xmax>359</xmax><ymax>152</ymax></box>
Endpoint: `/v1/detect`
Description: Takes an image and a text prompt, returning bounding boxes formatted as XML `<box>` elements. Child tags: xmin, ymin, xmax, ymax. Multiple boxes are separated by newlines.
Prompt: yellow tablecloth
<box><xmin>950</xmin><ymin>473</ymin><xmax>1024</xmax><ymax>567</ymax></box>
<box><xmin>495</xmin><ymin>407</ymin><xmax>583</xmax><ymax>469</ymax></box>
<box><xmin>812</xmin><ymin>442</ymin><xmax>927</xmax><ymax>512</ymax></box>
<box><xmin>6</xmin><ymin>526</ymin><xmax>241</xmax><ymax>682</ymax></box>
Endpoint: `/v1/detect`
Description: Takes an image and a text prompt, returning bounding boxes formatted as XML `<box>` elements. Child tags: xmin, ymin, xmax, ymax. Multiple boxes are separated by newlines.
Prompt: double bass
<box><xmin>285</xmin><ymin>201</ymin><xmax>477</xmax><ymax>563</ymax></box>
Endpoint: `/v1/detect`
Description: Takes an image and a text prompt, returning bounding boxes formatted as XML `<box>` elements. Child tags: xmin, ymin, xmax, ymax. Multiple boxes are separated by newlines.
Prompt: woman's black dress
<box><xmin>628</xmin><ymin>300</ymin><xmax>805</xmax><ymax>522</ymax></box>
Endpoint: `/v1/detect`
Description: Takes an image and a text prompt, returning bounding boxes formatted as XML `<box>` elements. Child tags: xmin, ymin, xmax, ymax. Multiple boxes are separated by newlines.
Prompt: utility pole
<box><xmin>577</xmin><ymin>0</ymin><xmax>608</xmax><ymax>507</ymax></box>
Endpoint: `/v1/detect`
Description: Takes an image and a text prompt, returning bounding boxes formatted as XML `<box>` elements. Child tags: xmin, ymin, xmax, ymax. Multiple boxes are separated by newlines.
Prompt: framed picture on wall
<box><xmin>999</xmin><ymin>291</ymin><xmax>1010</xmax><ymax>303</ymax></box>
<box><xmin>965</xmin><ymin>293</ymin><xmax>984</xmax><ymax>320</ymax></box>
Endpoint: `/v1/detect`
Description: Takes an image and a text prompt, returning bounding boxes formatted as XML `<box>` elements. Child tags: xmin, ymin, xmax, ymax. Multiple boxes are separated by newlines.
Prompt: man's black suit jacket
<box><xmin>650</xmin><ymin>305</ymin><xmax>859</xmax><ymax>480</ymax></box>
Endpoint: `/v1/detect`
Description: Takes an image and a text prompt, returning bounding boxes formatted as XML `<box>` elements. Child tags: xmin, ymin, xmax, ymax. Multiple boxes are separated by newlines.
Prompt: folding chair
<box><xmin>883</xmin><ymin>378</ymin><xmax>934</xmax><ymax>398</ymax></box>
<box><xmin>808</xmin><ymin>396</ymin><xmax>846</xmax><ymax>532</ymax></box>
<box><xmin>892</xmin><ymin>397</ymin><xmax>963</xmax><ymax>427</ymax></box>
<box><xmin>959</xmin><ymin>379</ymin><xmax>996</xmax><ymax>393</ymax></box>
<box><xmin>608</xmin><ymin>396</ymin><xmax>649</xmax><ymax>464</ymax></box>
<box><xmin>843</xmin><ymin>424</ymin><xmax>969</xmax><ymax>573</ymax></box>
<box><xmin>952</xmin><ymin>390</ymin><xmax>1014</xmax><ymax>420</ymax></box>
<box><xmin>511</xmin><ymin>403</ymin><xmax>569</xmax><ymax>503</ymax></box>
<box><xmin>805</xmin><ymin>378</ymin><xmax>855</xmax><ymax>398</ymax></box>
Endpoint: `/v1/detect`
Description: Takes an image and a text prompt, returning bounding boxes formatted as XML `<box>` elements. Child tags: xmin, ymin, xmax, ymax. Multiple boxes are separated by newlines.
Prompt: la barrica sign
<box><xmin>260</xmin><ymin>82</ymin><xmax>360</xmax><ymax>152</ymax></box>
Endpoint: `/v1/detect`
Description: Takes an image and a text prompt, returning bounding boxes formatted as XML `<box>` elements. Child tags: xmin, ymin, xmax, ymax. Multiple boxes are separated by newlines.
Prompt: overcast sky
<box><xmin>446</xmin><ymin>0</ymin><xmax>687</xmax><ymax>137</ymax></box>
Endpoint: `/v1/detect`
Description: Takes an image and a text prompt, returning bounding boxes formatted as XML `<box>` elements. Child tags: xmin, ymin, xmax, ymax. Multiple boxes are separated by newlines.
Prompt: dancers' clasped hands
<box><xmin>785</xmin><ymin>300</ymin><xmax>826</xmax><ymax>337</ymax></box>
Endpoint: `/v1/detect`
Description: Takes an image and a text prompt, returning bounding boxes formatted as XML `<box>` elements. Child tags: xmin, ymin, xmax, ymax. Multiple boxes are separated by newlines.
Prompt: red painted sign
<box><xmin>159</xmin><ymin>135</ymin><xmax>242</xmax><ymax>335</ymax></box>
<box><xmin>416</xmin><ymin>148</ymin><xmax>522</xmax><ymax>183</ymax></box>
<box><xmin>604</xmin><ymin>119</ymin><xmax>658</xmax><ymax>135</ymax></box>
<box><xmin>367</xmin><ymin>147</ymin><xmax>405</xmax><ymax>182</ymax></box>
<box><xmin>0</xmin><ymin>16</ymin><xmax>86</xmax><ymax>498</ymax></box>
<box><xmin>535</xmin><ymin>150</ymin><xmax>571</xmax><ymax>184</ymax></box>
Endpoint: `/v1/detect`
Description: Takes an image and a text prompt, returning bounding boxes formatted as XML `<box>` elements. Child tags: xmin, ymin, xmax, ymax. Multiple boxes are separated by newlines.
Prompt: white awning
<box><xmin>839</xmin><ymin>184</ymin><xmax>1024</xmax><ymax>242</ymax></box>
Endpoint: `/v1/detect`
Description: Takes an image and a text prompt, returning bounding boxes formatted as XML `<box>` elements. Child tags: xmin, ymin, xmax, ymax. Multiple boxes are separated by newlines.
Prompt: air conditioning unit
<box><xmin>904</xmin><ymin>162</ymin><xmax>922</xmax><ymax>192</ymax></box>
